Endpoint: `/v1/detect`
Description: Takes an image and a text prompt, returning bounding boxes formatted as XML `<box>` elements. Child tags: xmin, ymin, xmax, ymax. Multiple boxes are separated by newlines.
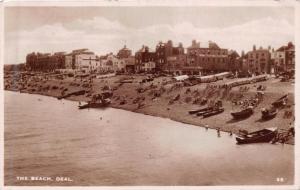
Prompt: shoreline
<box><xmin>5</xmin><ymin>89</ymin><xmax>295</xmax><ymax>186</ymax></box>
<box><xmin>4</xmin><ymin>72</ymin><xmax>295</xmax><ymax>145</ymax></box>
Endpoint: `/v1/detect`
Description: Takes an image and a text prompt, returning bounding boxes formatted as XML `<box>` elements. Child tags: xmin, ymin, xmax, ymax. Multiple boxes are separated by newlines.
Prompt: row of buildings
<box><xmin>26</xmin><ymin>40</ymin><xmax>295</xmax><ymax>75</ymax></box>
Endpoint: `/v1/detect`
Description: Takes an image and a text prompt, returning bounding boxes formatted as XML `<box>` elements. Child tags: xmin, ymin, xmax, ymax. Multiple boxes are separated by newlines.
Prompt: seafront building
<box><xmin>65</xmin><ymin>49</ymin><xmax>99</xmax><ymax>73</ymax></box>
<box><xmin>26</xmin><ymin>51</ymin><xmax>66</xmax><ymax>71</ymax></box>
<box><xmin>117</xmin><ymin>46</ymin><xmax>136</xmax><ymax>73</ymax></box>
<box><xmin>246</xmin><ymin>45</ymin><xmax>271</xmax><ymax>74</ymax></box>
<box><xmin>135</xmin><ymin>45</ymin><xmax>157</xmax><ymax>72</ymax></box>
<box><xmin>271</xmin><ymin>42</ymin><xmax>295</xmax><ymax>73</ymax></box>
<box><xmin>99</xmin><ymin>52</ymin><xmax>135</xmax><ymax>73</ymax></box>
<box><xmin>184</xmin><ymin>40</ymin><xmax>229</xmax><ymax>75</ymax></box>
<box><xmin>24</xmin><ymin>40</ymin><xmax>295</xmax><ymax>76</ymax></box>
<box><xmin>155</xmin><ymin>40</ymin><xmax>185</xmax><ymax>72</ymax></box>
<box><xmin>99</xmin><ymin>53</ymin><xmax>119</xmax><ymax>72</ymax></box>
<box><xmin>165</xmin><ymin>54</ymin><xmax>187</xmax><ymax>75</ymax></box>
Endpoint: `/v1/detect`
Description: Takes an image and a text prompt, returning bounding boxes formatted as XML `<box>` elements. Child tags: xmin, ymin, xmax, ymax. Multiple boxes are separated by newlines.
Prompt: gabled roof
<box><xmin>228</xmin><ymin>50</ymin><xmax>240</xmax><ymax>57</ymax></box>
<box><xmin>276</xmin><ymin>42</ymin><xmax>294</xmax><ymax>52</ymax></box>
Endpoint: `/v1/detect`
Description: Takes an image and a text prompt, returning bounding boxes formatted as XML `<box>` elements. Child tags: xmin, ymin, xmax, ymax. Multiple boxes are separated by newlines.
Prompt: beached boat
<box><xmin>231</xmin><ymin>107</ymin><xmax>253</xmax><ymax>119</ymax></box>
<box><xmin>272</xmin><ymin>94</ymin><xmax>288</xmax><ymax>108</ymax></box>
<box><xmin>196</xmin><ymin>108</ymin><xmax>215</xmax><ymax>116</ymax></box>
<box><xmin>202</xmin><ymin>108</ymin><xmax>224</xmax><ymax>118</ymax></box>
<box><xmin>261</xmin><ymin>107</ymin><xmax>278</xmax><ymax>120</ymax></box>
<box><xmin>189</xmin><ymin>107</ymin><xmax>213</xmax><ymax>115</ymax></box>
<box><xmin>236</xmin><ymin>127</ymin><xmax>277</xmax><ymax>144</ymax></box>
<box><xmin>78</xmin><ymin>98</ymin><xmax>111</xmax><ymax>109</ymax></box>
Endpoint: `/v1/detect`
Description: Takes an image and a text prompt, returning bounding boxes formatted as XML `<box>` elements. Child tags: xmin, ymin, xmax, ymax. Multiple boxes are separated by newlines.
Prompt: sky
<box><xmin>5</xmin><ymin>6</ymin><xmax>295</xmax><ymax>64</ymax></box>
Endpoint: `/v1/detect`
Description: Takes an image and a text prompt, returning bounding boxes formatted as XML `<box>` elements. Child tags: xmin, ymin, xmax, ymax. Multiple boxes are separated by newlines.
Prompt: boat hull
<box><xmin>261</xmin><ymin>111</ymin><xmax>277</xmax><ymax>120</ymax></box>
<box><xmin>202</xmin><ymin>108</ymin><xmax>224</xmax><ymax>118</ymax></box>
<box><xmin>189</xmin><ymin>107</ymin><xmax>212</xmax><ymax>115</ymax></box>
<box><xmin>196</xmin><ymin>108</ymin><xmax>214</xmax><ymax>116</ymax></box>
<box><xmin>236</xmin><ymin>130</ymin><xmax>277</xmax><ymax>144</ymax></box>
<box><xmin>231</xmin><ymin>108</ymin><xmax>253</xmax><ymax>119</ymax></box>
<box><xmin>78</xmin><ymin>100</ymin><xmax>111</xmax><ymax>110</ymax></box>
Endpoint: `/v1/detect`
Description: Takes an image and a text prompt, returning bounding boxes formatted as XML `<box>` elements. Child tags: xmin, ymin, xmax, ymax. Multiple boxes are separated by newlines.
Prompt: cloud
<box><xmin>5</xmin><ymin>16</ymin><xmax>294</xmax><ymax>64</ymax></box>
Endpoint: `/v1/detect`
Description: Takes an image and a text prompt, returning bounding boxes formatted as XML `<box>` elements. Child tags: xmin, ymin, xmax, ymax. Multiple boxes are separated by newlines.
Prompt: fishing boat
<box><xmin>189</xmin><ymin>107</ymin><xmax>213</xmax><ymax>115</ymax></box>
<box><xmin>261</xmin><ymin>107</ymin><xmax>278</xmax><ymax>120</ymax></box>
<box><xmin>231</xmin><ymin>106</ymin><xmax>253</xmax><ymax>119</ymax></box>
<box><xmin>236</xmin><ymin>127</ymin><xmax>277</xmax><ymax>144</ymax></box>
<box><xmin>272</xmin><ymin>94</ymin><xmax>288</xmax><ymax>108</ymax></box>
<box><xmin>202</xmin><ymin>108</ymin><xmax>224</xmax><ymax>118</ymax></box>
<box><xmin>196</xmin><ymin>108</ymin><xmax>214</xmax><ymax>116</ymax></box>
<box><xmin>78</xmin><ymin>98</ymin><xmax>111</xmax><ymax>109</ymax></box>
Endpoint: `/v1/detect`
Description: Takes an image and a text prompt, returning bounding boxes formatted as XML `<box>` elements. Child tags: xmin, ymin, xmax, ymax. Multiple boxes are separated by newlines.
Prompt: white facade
<box><xmin>271</xmin><ymin>51</ymin><xmax>286</xmax><ymax>71</ymax></box>
<box><xmin>99</xmin><ymin>54</ymin><xmax>127</xmax><ymax>72</ymax></box>
<box><xmin>75</xmin><ymin>53</ymin><xmax>99</xmax><ymax>72</ymax></box>
<box><xmin>65</xmin><ymin>49</ymin><xmax>99</xmax><ymax>73</ymax></box>
<box><xmin>142</xmin><ymin>61</ymin><xmax>156</xmax><ymax>72</ymax></box>
<box><xmin>99</xmin><ymin>54</ymin><xmax>117</xmax><ymax>72</ymax></box>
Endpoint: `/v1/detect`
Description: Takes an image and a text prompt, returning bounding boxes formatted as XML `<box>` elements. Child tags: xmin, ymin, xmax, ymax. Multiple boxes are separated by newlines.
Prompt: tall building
<box><xmin>246</xmin><ymin>46</ymin><xmax>271</xmax><ymax>74</ymax></box>
<box><xmin>272</xmin><ymin>42</ymin><xmax>295</xmax><ymax>73</ymax></box>
<box><xmin>155</xmin><ymin>40</ymin><xmax>184</xmax><ymax>71</ymax></box>
<box><xmin>135</xmin><ymin>45</ymin><xmax>156</xmax><ymax>72</ymax></box>
<box><xmin>271</xmin><ymin>49</ymin><xmax>285</xmax><ymax>74</ymax></box>
<box><xmin>65</xmin><ymin>49</ymin><xmax>99</xmax><ymax>72</ymax></box>
<box><xmin>166</xmin><ymin>54</ymin><xmax>187</xmax><ymax>75</ymax></box>
<box><xmin>186</xmin><ymin>40</ymin><xmax>229</xmax><ymax>74</ymax></box>
<box><xmin>26</xmin><ymin>52</ymin><xmax>66</xmax><ymax>71</ymax></box>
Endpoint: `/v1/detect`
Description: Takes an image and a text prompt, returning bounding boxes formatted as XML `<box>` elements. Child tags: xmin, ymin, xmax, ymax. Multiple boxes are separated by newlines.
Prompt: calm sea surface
<box><xmin>4</xmin><ymin>91</ymin><xmax>294</xmax><ymax>186</ymax></box>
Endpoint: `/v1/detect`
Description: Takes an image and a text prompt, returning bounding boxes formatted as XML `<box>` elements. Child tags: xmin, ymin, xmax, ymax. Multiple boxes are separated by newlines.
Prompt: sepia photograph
<box><xmin>1</xmin><ymin>1</ymin><xmax>298</xmax><ymax>189</ymax></box>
